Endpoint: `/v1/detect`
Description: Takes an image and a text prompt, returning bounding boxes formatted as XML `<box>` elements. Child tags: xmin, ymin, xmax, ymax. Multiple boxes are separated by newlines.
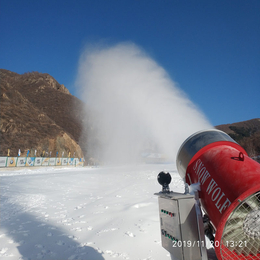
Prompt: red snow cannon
<box><xmin>176</xmin><ymin>129</ymin><xmax>260</xmax><ymax>260</ymax></box>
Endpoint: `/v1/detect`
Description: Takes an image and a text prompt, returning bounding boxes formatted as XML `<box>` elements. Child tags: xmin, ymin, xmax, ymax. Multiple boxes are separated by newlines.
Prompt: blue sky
<box><xmin>1</xmin><ymin>0</ymin><xmax>259</xmax><ymax>126</ymax></box>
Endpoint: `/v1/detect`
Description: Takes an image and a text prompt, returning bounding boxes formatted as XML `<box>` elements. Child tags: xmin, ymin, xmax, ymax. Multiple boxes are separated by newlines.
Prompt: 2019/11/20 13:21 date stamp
<box><xmin>172</xmin><ymin>240</ymin><xmax>248</xmax><ymax>248</ymax></box>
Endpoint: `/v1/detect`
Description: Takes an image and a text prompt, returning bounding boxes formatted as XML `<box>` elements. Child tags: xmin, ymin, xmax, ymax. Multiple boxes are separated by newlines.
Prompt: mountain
<box><xmin>1</xmin><ymin>69</ymin><xmax>259</xmax><ymax>163</ymax></box>
<box><xmin>215</xmin><ymin>118</ymin><xmax>260</xmax><ymax>161</ymax></box>
<box><xmin>0</xmin><ymin>69</ymin><xmax>86</xmax><ymax>158</ymax></box>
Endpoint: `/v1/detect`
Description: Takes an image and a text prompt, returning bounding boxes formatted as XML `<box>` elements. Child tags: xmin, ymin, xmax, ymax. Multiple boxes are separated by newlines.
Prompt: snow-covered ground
<box><xmin>0</xmin><ymin>165</ymin><xmax>217</xmax><ymax>260</ymax></box>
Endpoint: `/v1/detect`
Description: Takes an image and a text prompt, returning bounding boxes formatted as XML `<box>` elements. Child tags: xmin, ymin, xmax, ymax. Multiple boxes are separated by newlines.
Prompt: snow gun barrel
<box><xmin>176</xmin><ymin>129</ymin><xmax>260</xmax><ymax>260</ymax></box>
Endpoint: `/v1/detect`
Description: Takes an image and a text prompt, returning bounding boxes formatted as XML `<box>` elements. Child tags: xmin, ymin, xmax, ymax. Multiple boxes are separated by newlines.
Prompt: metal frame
<box><xmin>155</xmin><ymin>191</ymin><xmax>208</xmax><ymax>260</ymax></box>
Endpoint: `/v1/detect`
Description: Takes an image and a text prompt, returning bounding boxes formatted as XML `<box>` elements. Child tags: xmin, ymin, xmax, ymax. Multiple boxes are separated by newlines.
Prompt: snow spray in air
<box><xmin>77</xmin><ymin>43</ymin><xmax>212</xmax><ymax>164</ymax></box>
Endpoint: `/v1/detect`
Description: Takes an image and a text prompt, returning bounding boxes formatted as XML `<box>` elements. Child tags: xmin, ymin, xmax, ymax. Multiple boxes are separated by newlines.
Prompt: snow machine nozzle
<box><xmin>155</xmin><ymin>129</ymin><xmax>260</xmax><ymax>260</ymax></box>
<box><xmin>176</xmin><ymin>129</ymin><xmax>260</xmax><ymax>260</ymax></box>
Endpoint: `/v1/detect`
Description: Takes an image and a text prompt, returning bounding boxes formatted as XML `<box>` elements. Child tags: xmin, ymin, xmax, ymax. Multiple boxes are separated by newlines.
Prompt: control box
<box><xmin>156</xmin><ymin>192</ymin><xmax>204</xmax><ymax>260</ymax></box>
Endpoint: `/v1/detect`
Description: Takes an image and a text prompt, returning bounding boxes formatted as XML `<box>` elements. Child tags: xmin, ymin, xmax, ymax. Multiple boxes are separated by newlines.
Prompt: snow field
<box><xmin>0</xmin><ymin>164</ymin><xmax>184</xmax><ymax>260</ymax></box>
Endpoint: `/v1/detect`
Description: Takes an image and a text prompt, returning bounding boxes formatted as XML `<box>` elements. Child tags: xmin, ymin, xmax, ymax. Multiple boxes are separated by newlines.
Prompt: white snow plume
<box><xmin>77</xmin><ymin>42</ymin><xmax>212</xmax><ymax>164</ymax></box>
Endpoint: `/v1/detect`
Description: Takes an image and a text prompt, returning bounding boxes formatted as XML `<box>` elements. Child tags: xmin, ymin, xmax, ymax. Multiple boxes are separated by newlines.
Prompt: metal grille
<box><xmin>220</xmin><ymin>191</ymin><xmax>260</xmax><ymax>259</ymax></box>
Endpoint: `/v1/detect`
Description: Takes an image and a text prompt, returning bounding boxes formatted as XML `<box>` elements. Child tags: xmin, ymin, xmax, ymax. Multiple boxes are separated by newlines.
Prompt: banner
<box><xmin>74</xmin><ymin>159</ymin><xmax>77</xmax><ymax>166</ymax></box>
<box><xmin>62</xmin><ymin>158</ymin><xmax>68</xmax><ymax>166</ymax></box>
<box><xmin>26</xmin><ymin>157</ymin><xmax>35</xmax><ymax>166</ymax></box>
<box><xmin>0</xmin><ymin>157</ymin><xmax>7</xmax><ymax>167</ymax></box>
<box><xmin>56</xmin><ymin>157</ymin><xmax>62</xmax><ymax>166</ymax></box>
<box><xmin>41</xmin><ymin>157</ymin><xmax>49</xmax><ymax>166</ymax></box>
<box><xmin>34</xmin><ymin>157</ymin><xmax>42</xmax><ymax>166</ymax></box>
<box><xmin>48</xmin><ymin>158</ymin><xmax>55</xmax><ymax>166</ymax></box>
<box><xmin>68</xmin><ymin>158</ymin><xmax>74</xmax><ymax>166</ymax></box>
<box><xmin>77</xmin><ymin>158</ymin><xmax>84</xmax><ymax>167</ymax></box>
<box><xmin>2</xmin><ymin>156</ymin><xmax>83</xmax><ymax>167</ymax></box>
<box><xmin>17</xmin><ymin>157</ymin><xmax>26</xmax><ymax>167</ymax></box>
<box><xmin>7</xmin><ymin>157</ymin><xmax>17</xmax><ymax>167</ymax></box>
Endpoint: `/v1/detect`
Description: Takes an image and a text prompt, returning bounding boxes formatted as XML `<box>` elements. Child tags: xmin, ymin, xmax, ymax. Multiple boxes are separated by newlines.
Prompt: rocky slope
<box><xmin>0</xmin><ymin>69</ymin><xmax>86</xmax><ymax>158</ymax></box>
<box><xmin>216</xmin><ymin>118</ymin><xmax>260</xmax><ymax>161</ymax></box>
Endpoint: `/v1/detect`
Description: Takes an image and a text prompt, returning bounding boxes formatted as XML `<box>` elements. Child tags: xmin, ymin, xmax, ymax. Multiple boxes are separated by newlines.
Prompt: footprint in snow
<box><xmin>86</xmin><ymin>242</ymin><xmax>94</xmax><ymax>245</ymax></box>
<box><xmin>35</xmin><ymin>244</ymin><xmax>44</xmax><ymax>248</ymax></box>
<box><xmin>75</xmin><ymin>220</ymin><xmax>86</xmax><ymax>224</ymax></box>
<box><xmin>68</xmin><ymin>235</ymin><xmax>78</xmax><ymax>240</ymax></box>
<box><xmin>105</xmin><ymin>250</ymin><xmax>129</xmax><ymax>259</ymax></box>
<box><xmin>132</xmin><ymin>202</ymin><xmax>152</xmax><ymax>209</ymax></box>
<box><xmin>0</xmin><ymin>247</ymin><xmax>8</xmax><ymax>255</ymax></box>
<box><xmin>125</xmin><ymin>231</ymin><xmax>135</xmax><ymax>237</ymax></box>
<box><xmin>56</xmin><ymin>240</ymin><xmax>65</xmax><ymax>246</ymax></box>
<box><xmin>71</xmin><ymin>227</ymin><xmax>82</xmax><ymax>232</ymax></box>
<box><xmin>74</xmin><ymin>206</ymin><xmax>82</xmax><ymax>210</ymax></box>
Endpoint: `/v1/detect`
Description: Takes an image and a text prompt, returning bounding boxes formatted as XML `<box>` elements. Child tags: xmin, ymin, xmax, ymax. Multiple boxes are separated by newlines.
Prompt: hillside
<box><xmin>1</xmin><ymin>69</ymin><xmax>259</xmax><ymax>163</ymax></box>
<box><xmin>0</xmin><ymin>69</ymin><xmax>86</xmax><ymax>158</ymax></box>
<box><xmin>216</xmin><ymin>118</ymin><xmax>260</xmax><ymax>161</ymax></box>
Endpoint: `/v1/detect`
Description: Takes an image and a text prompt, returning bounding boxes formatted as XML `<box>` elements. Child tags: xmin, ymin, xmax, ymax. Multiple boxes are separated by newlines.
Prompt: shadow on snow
<box><xmin>0</xmin><ymin>195</ymin><xmax>104</xmax><ymax>260</ymax></box>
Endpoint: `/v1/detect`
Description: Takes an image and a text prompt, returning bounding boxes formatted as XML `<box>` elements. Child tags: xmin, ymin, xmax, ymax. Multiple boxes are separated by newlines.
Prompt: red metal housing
<box><xmin>176</xmin><ymin>129</ymin><xmax>260</xmax><ymax>260</ymax></box>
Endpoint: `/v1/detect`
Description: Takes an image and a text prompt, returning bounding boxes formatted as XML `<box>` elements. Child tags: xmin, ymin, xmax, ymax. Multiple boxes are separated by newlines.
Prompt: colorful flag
<box><xmin>26</xmin><ymin>150</ymin><xmax>30</xmax><ymax>157</ymax></box>
<box><xmin>7</xmin><ymin>149</ymin><xmax>10</xmax><ymax>156</ymax></box>
<box><xmin>68</xmin><ymin>152</ymin><xmax>71</xmax><ymax>158</ymax></box>
<box><xmin>18</xmin><ymin>149</ymin><xmax>21</xmax><ymax>157</ymax></box>
<box><xmin>56</xmin><ymin>151</ymin><xmax>58</xmax><ymax>157</ymax></box>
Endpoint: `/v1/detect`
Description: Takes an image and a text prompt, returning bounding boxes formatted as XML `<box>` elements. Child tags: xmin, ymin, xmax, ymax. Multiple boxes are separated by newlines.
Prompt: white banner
<box><xmin>0</xmin><ymin>157</ymin><xmax>7</xmax><ymax>167</ymax></box>
<box><xmin>17</xmin><ymin>157</ymin><xmax>26</xmax><ymax>167</ymax></box>
<box><xmin>62</xmin><ymin>158</ymin><xmax>68</xmax><ymax>166</ymax></box>
<box><xmin>41</xmin><ymin>158</ymin><xmax>49</xmax><ymax>166</ymax></box>
<box><xmin>48</xmin><ymin>158</ymin><xmax>55</xmax><ymax>166</ymax></box>
<box><xmin>34</xmin><ymin>157</ymin><xmax>42</xmax><ymax>166</ymax></box>
<box><xmin>74</xmin><ymin>158</ymin><xmax>79</xmax><ymax>166</ymax></box>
